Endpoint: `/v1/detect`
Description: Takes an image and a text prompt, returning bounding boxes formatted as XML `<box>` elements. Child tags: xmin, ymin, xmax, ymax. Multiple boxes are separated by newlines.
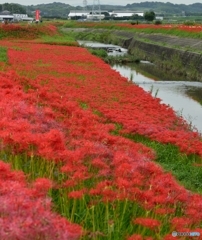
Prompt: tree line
<box><xmin>0</xmin><ymin>3</ymin><xmax>26</xmax><ymax>14</ymax></box>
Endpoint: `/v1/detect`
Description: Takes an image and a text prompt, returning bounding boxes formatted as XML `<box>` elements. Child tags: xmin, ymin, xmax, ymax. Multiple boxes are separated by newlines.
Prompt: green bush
<box><xmin>89</xmin><ymin>48</ymin><xmax>108</xmax><ymax>58</ymax></box>
<box><xmin>183</xmin><ymin>20</ymin><xmax>196</xmax><ymax>26</ymax></box>
<box><xmin>154</xmin><ymin>20</ymin><xmax>162</xmax><ymax>25</ymax></box>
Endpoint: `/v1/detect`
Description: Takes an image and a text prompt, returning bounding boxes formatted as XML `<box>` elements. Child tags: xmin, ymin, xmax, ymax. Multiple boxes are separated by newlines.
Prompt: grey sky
<box><xmin>0</xmin><ymin>1</ymin><xmax>199</xmax><ymax>6</ymax></box>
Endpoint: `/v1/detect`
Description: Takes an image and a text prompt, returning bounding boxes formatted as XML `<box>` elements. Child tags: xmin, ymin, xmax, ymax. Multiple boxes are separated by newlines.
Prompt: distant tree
<box><xmin>131</xmin><ymin>14</ymin><xmax>144</xmax><ymax>22</ymax></box>
<box><xmin>144</xmin><ymin>11</ymin><xmax>155</xmax><ymax>22</ymax></box>
<box><xmin>0</xmin><ymin>3</ymin><xmax>26</xmax><ymax>14</ymax></box>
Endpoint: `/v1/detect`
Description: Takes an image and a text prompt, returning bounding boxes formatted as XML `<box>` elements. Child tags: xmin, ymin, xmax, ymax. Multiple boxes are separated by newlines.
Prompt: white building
<box><xmin>68</xmin><ymin>10</ymin><xmax>89</xmax><ymax>19</ymax></box>
<box><xmin>155</xmin><ymin>16</ymin><xmax>164</xmax><ymax>21</ymax></box>
<box><xmin>0</xmin><ymin>10</ymin><xmax>14</xmax><ymax>22</ymax></box>
<box><xmin>0</xmin><ymin>14</ymin><xmax>14</xmax><ymax>21</ymax></box>
<box><xmin>110</xmin><ymin>11</ymin><xmax>144</xmax><ymax>18</ymax></box>
<box><xmin>87</xmin><ymin>13</ymin><xmax>105</xmax><ymax>20</ymax></box>
<box><xmin>13</xmin><ymin>14</ymin><xmax>34</xmax><ymax>22</ymax></box>
<box><xmin>68</xmin><ymin>10</ymin><xmax>144</xmax><ymax>20</ymax></box>
<box><xmin>68</xmin><ymin>10</ymin><xmax>105</xmax><ymax>20</ymax></box>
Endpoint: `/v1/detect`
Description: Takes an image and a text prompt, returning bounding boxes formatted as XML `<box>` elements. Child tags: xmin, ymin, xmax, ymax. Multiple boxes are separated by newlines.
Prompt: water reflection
<box><xmin>112</xmin><ymin>63</ymin><xmax>202</xmax><ymax>134</ymax></box>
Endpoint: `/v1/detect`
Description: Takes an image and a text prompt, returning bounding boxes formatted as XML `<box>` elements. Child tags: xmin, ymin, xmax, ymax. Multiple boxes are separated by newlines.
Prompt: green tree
<box><xmin>131</xmin><ymin>14</ymin><xmax>144</xmax><ymax>20</ymax></box>
<box><xmin>0</xmin><ymin>3</ymin><xmax>26</xmax><ymax>14</ymax></box>
<box><xmin>144</xmin><ymin>11</ymin><xmax>155</xmax><ymax>22</ymax></box>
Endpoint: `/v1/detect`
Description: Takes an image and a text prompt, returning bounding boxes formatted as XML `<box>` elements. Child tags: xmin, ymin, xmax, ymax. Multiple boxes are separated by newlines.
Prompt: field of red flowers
<box><xmin>0</xmin><ymin>23</ymin><xmax>202</xmax><ymax>239</ymax></box>
<box><xmin>67</xmin><ymin>21</ymin><xmax>202</xmax><ymax>38</ymax></box>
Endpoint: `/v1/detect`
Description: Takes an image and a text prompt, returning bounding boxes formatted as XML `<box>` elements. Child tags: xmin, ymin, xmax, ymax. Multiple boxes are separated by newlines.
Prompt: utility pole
<box><xmin>83</xmin><ymin>0</ymin><xmax>87</xmax><ymax>19</ymax></box>
<box><xmin>92</xmin><ymin>0</ymin><xmax>101</xmax><ymax>17</ymax></box>
<box><xmin>83</xmin><ymin>0</ymin><xmax>87</xmax><ymax>12</ymax></box>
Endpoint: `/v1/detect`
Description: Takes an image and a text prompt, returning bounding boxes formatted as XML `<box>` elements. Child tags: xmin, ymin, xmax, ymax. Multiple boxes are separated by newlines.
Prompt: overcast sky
<box><xmin>0</xmin><ymin>0</ymin><xmax>199</xmax><ymax>6</ymax></box>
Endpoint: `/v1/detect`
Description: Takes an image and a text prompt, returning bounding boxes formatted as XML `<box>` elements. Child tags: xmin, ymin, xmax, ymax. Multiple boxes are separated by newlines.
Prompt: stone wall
<box><xmin>127</xmin><ymin>39</ymin><xmax>202</xmax><ymax>81</ymax></box>
<box><xmin>112</xmin><ymin>31</ymin><xmax>202</xmax><ymax>82</ymax></box>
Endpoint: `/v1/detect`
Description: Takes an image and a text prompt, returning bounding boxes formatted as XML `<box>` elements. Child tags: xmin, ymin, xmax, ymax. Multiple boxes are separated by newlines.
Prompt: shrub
<box><xmin>154</xmin><ymin>20</ymin><xmax>162</xmax><ymax>25</ymax></box>
<box><xmin>183</xmin><ymin>20</ymin><xmax>196</xmax><ymax>26</ymax></box>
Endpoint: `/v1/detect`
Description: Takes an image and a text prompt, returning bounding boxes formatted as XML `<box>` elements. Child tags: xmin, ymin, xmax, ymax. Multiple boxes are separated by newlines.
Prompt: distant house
<box><xmin>68</xmin><ymin>10</ymin><xmax>108</xmax><ymax>20</ymax></box>
<box><xmin>13</xmin><ymin>14</ymin><xmax>34</xmax><ymax>22</ymax></box>
<box><xmin>87</xmin><ymin>12</ymin><xmax>105</xmax><ymax>20</ymax></box>
<box><xmin>0</xmin><ymin>10</ymin><xmax>14</xmax><ymax>22</ymax></box>
<box><xmin>155</xmin><ymin>16</ymin><xmax>164</xmax><ymax>21</ymax></box>
<box><xmin>68</xmin><ymin>10</ymin><xmax>144</xmax><ymax>20</ymax></box>
<box><xmin>68</xmin><ymin>10</ymin><xmax>89</xmax><ymax>19</ymax></box>
<box><xmin>109</xmin><ymin>11</ymin><xmax>144</xmax><ymax>18</ymax></box>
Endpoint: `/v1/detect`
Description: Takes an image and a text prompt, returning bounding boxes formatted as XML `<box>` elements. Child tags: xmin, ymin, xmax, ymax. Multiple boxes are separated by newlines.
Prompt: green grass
<box><xmin>88</xmin><ymin>48</ymin><xmax>108</xmax><ymax>58</ymax></box>
<box><xmin>63</xmin><ymin>20</ymin><xmax>202</xmax><ymax>39</ymax></box>
<box><xmin>0</xmin><ymin>46</ymin><xmax>8</xmax><ymax>62</ymax></box>
<box><xmin>40</xmin><ymin>34</ymin><xmax>79</xmax><ymax>46</ymax></box>
<box><xmin>0</xmin><ymin>149</ymin><xmax>183</xmax><ymax>240</ymax></box>
<box><xmin>186</xmin><ymin>87</ymin><xmax>202</xmax><ymax>106</ymax></box>
<box><xmin>111</xmin><ymin>124</ymin><xmax>202</xmax><ymax>194</ymax></box>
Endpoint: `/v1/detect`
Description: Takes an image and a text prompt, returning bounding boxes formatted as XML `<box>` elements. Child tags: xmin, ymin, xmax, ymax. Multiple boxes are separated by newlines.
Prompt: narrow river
<box><xmin>112</xmin><ymin>63</ymin><xmax>202</xmax><ymax>134</ymax></box>
<box><xmin>78</xmin><ymin>40</ymin><xmax>202</xmax><ymax>134</ymax></box>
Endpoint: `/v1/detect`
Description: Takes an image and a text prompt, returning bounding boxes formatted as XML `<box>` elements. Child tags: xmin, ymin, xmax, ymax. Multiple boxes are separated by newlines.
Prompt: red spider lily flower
<box><xmin>68</xmin><ymin>189</ymin><xmax>86</xmax><ymax>199</ymax></box>
<box><xmin>185</xmin><ymin>194</ymin><xmax>202</xmax><ymax>223</ymax></box>
<box><xmin>0</xmin><ymin>161</ymin><xmax>82</xmax><ymax>240</ymax></box>
<box><xmin>102</xmin><ymin>188</ymin><xmax>117</xmax><ymax>202</ymax></box>
<box><xmin>89</xmin><ymin>188</ymin><xmax>101</xmax><ymax>196</ymax></box>
<box><xmin>133</xmin><ymin>217</ymin><xmax>161</xmax><ymax>230</ymax></box>
<box><xmin>63</xmin><ymin>179</ymin><xmax>77</xmax><ymax>188</ymax></box>
<box><xmin>72</xmin><ymin>168</ymin><xmax>90</xmax><ymax>182</ymax></box>
<box><xmin>126</xmin><ymin>234</ymin><xmax>143</xmax><ymax>240</ymax></box>
<box><xmin>91</xmin><ymin>157</ymin><xmax>109</xmax><ymax>170</ymax></box>
<box><xmin>31</xmin><ymin>178</ymin><xmax>53</xmax><ymax>198</ymax></box>
<box><xmin>171</xmin><ymin>217</ymin><xmax>192</xmax><ymax>230</ymax></box>
<box><xmin>155</xmin><ymin>207</ymin><xmax>175</xmax><ymax>215</ymax></box>
<box><xmin>163</xmin><ymin>234</ymin><xmax>177</xmax><ymax>240</ymax></box>
<box><xmin>115</xmin><ymin>177</ymin><xmax>132</xmax><ymax>189</ymax></box>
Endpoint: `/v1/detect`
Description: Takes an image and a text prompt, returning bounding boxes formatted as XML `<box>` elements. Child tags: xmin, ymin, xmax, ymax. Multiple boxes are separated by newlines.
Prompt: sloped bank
<box><xmin>112</xmin><ymin>31</ymin><xmax>202</xmax><ymax>82</ymax></box>
<box><xmin>63</xmin><ymin>28</ymin><xmax>202</xmax><ymax>82</ymax></box>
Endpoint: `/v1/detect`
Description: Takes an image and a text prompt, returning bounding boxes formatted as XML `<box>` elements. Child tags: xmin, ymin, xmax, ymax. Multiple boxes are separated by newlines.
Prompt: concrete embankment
<box><xmin>63</xmin><ymin>28</ymin><xmax>202</xmax><ymax>82</ymax></box>
<box><xmin>111</xmin><ymin>30</ymin><xmax>202</xmax><ymax>82</ymax></box>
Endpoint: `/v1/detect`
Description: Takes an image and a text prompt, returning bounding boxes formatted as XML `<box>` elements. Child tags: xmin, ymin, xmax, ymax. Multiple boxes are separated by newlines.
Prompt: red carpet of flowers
<box><xmin>0</xmin><ymin>23</ymin><xmax>58</xmax><ymax>39</ymax></box>
<box><xmin>0</xmin><ymin>161</ymin><xmax>82</xmax><ymax>239</ymax></box>
<box><xmin>74</xmin><ymin>21</ymin><xmax>202</xmax><ymax>34</ymax></box>
<box><xmin>0</xmin><ymin>29</ymin><xmax>202</xmax><ymax>239</ymax></box>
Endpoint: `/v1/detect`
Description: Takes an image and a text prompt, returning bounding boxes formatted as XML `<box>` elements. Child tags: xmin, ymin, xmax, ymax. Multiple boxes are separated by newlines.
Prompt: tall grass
<box><xmin>0</xmin><ymin>46</ymin><xmax>7</xmax><ymax>62</ymax></box>
<box><xmin>62</xmin><ymin>21</ymin><xmax>202</xmax><ymax>39</ymax></box>
<box><xmin>0</xmin><ymin>149</ymin><xmax>189</xmax><ymax>240</ymax></box>
<box><xmin>111</xmin><ymin>125</ymin><xmax>202</xmax><ymax>195</ymax></box>
<box><xmin>40</xmin><ymin>32</ymin><xmax>79</xmax><ymax>46</ymax></box>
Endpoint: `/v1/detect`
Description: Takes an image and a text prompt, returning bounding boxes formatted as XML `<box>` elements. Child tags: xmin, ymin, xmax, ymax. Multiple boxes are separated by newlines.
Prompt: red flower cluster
<box><xmin>0</xmin><ymin>23</ymin><xmax>58</xmax><ymax>39</ymax></box>
<box><xmin>0</xmin><ymin>37</ymin><xmax>202</xmax><ymax>237</ymax></box>
<box><xmin>0</xmin><ymin>161</ymin><xmax>82</xmax><ymax>240</ymax></box>
<box><xmin>73</xmin><ymin>21</ymin><xmax>202</xmax><ymax>34</ymax></box>
<box><xmin>6</xmin><ymin>41</ymin><xmax>200</xmax><ymax>157</ymax></box>
<box><xmin>133</xmin><ymin>217</ymin><xmax>161</xmax><ymax>230</ymax></box>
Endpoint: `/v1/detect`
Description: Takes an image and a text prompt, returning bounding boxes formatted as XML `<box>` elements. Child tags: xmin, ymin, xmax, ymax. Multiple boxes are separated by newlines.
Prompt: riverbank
<box><xmin>1</xmin><ymin>24</ymin><xmax>202</xmax><ymax>239</ymax></box>
<box><xmin>118</xmin><ymin>31</ymin><xmax>202</xmax><ymax>82</ymax></box>
<box><xmin>63</xmin><ymin>27</ymin><xmax>202</xmax><ymax>82</ymax></box>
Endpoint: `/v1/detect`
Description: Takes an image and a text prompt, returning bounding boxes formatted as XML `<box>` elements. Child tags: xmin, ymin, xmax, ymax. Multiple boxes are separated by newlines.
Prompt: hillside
<box><xmin>1</xmin><ymin>2</ymin><xmax>202</xmax><ymax>18</ymax></box>
<box><xmin>26</xmin><ymin>1</ymin><xmax>202</xmax><ymax>17</ymax></box>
